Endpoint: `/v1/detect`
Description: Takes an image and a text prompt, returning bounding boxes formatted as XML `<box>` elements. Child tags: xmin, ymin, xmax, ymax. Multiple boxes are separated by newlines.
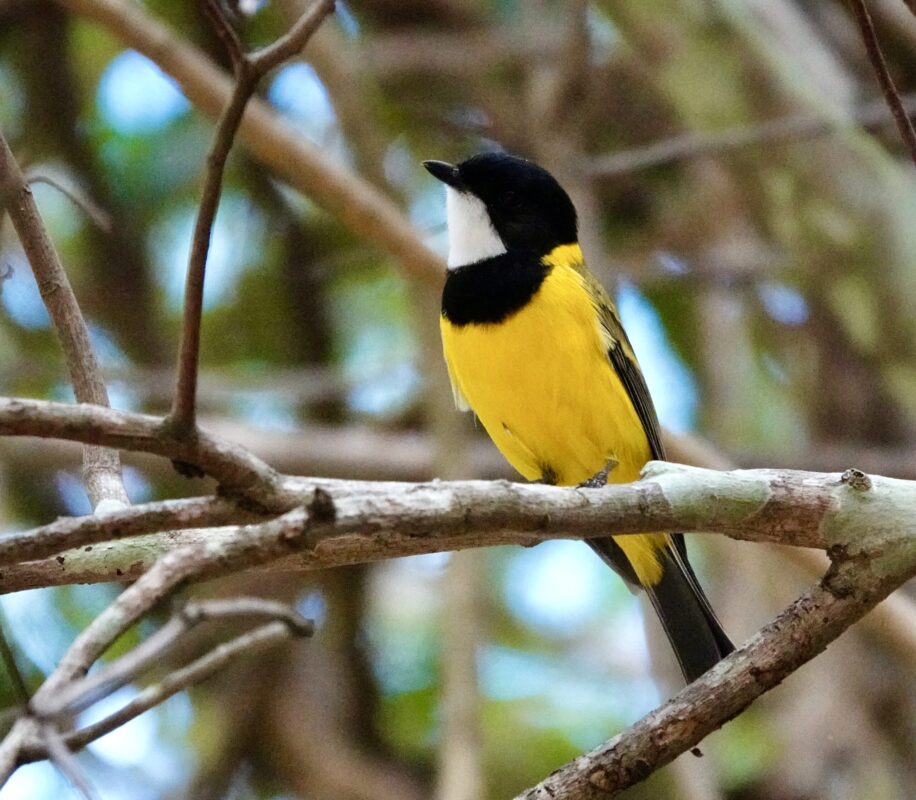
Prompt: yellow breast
<box><xmin>440</xmin><ymin>255</ymin><xmax>652</xmax><ymax>487</ymax></box>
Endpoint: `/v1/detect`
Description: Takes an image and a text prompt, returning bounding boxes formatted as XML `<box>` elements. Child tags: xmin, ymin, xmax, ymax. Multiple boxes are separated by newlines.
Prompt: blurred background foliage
<box><xmin>1</xmin><ymin>0</ymin><xmax>916</xmax><ymax>798</ymax></box>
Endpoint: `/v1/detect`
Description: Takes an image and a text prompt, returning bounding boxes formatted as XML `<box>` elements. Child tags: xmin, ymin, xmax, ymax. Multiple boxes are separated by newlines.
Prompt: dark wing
<box><xmin>579</xmin><ymin>270</ymin><xmax>666</xmax><ymax>461</ymax></box>
<box><xmin>578</xmin><ymin>269</ymin><xmax>693</xmax><ymax>564</ymax></box>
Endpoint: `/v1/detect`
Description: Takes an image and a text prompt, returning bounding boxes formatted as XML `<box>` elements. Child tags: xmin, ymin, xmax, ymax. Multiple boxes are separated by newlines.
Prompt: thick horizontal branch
<box><xmin>2</xmin><ymin>445</ymin><xmax>914</xmax><ymax>593</ymax></box>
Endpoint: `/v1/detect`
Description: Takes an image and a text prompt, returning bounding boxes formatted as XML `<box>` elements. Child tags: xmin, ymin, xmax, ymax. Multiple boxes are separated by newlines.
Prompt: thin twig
<box><xmin>848</xmin><ymin>0</ymin><xmax>916</xmax><ymax>167</ymax></box>
<box><xmin>201</xmin><ymin>0</ymin><xmax>244</xmax><ymax>68</ymax></box>
<box><xmin>24</xmin><ymin>172</ymin><xmax>112</xmax><ymax>233</ymax></box>
<box><xmin>19</xmin><ymin>620</ymin><xmax>301</xmax><ymax>762</ymax></box>
<box><xmin>249</xmin><ymin>0</ymin><xmax>335</xmax><ymax>73</ymax></box>
<box><xmin>0</xmin><ymin>132</ymin><xmax>127</xmax><ymax>509</ymax></box>
<box><xmin>168</xmin><ymin>0</ymin><xmax>334</xmax><ymax>432</ymax></box>
<box><xmin>42</xmin><ymin>724</ymin><xmax>100</xmax><ymax>800</ymax></box>
<box><xmin>2</xmin><ymin>527</ymin><xmax>316</xmax><ymax>789</ymax></box>
<box><xmin>0</xmin><ymin>718</ymin><xmax>34</xmax><ymax>786</ymax></box>
<box><xmin>33</xmin><ymin>598</ymin><xmax>311</xmax><ymax>719</ymax></box>
<box><xmin>589</xmin><ymin>92</ymin><xmax>916</xmax><ymax>178</ymax></box>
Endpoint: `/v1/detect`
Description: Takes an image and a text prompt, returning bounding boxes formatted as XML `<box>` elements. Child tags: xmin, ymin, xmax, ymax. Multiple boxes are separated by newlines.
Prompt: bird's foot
<box><xmin>577</xmin><ymin>459</ymin><xmax>618</xmax><ymax>489</ymax></box>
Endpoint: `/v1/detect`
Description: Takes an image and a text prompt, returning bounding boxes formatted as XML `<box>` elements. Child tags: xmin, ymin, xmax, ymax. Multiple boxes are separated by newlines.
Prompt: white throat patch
<box><xmin>445</xmin><ymin>186</ymin><xmax>506</xmax><ymax>269</ymax></box>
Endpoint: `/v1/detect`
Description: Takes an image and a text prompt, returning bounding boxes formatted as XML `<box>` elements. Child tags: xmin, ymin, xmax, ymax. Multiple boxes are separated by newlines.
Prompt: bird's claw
<box><xmin>577</xmin><ymin>458</ymin><xmax>618</xmax><ymax>489</ymax></box>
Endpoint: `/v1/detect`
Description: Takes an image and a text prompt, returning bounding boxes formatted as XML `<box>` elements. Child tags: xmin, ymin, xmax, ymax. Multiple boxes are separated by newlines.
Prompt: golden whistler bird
<box><xmin>424</xmin><ymin>152</ymin><xmax>733</xmax><ymax>682</ymax></box>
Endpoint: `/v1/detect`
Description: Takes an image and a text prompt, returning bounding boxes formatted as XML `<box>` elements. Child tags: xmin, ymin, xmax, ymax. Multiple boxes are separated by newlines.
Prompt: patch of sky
<box><xmin>504</xmin><ymin>541</ymin><xmax>611</xmax><ymax>636</ymax></box>
<box><xmin>107</xmin><ymin>382</ymin><xmax>140</xmax><ymax>413</ymax></box>
<box><xmin>481</xmin><ymin>645</ymin><xmax>660</xmax><ymax>742</ymax></box>
<box><xmin>335</xmin><ymin>1</ymin><xmax>360</xmax><ymax>37</ymax></box>
<box><xmin>81</xmin><ymin>687</ymin><xmax>194</xmax><ymax>794</ymax></box>
<box><xmin>410</xmin><ymin>181</ymin><xmax>448</xmax><ymax>239</ymax></box>
<box><xmin>616</xmin><ymin>280</ymin><xmax>697</xmax><ymax>432</ymax></box>
<box><xmin>335</xmin><ymin>273</ymin><xmax>421</xmax><ymax>416</ymax></box>
<box><xmin>149</xmin><ymin>192</ymin><xmax>267</xmax><ymax>311</ymax></box>
<box><xmin>0</xmin><ymin>253</ymin><xmax>50</xmax><ymax>329</ymax></box>
<box><xmin>0</xmin><ymin>589</ymin><xmax>77</xmax><ymax>674</ymax></box>
<box><xmin>1</xmin><ymin>761</ymin><xmax>71</xmax><ymax>800</ymax></box>
<box><xmin>49</xmin><ymin>382</ymin><xmax>77</xmax><ymax>402</ymax></box>
<box><xmin>586</xmin><ymin>5</ymin><xmax>620</xmax><ymax>65</ymax></box>
<box><xmin>479</xmin><ymin>646</ymin><xmax>556</xmax><ymax>702</ymax></box>
<box><xmin>228</xmin><ymin>390</ymin><xmax>298</xmax><ymax>432</ymax></box>
<box><xmin>97</xmin><ymin>50</ymin><xmax>189</xmax><ymax>135</ymax></box>
<box><xmin>268</xmin><ymin>63</ymin><xmax>338</xmax><ymax>146</ymax></box>
<box><xmin>122</xmin><ymin>465</ymin><xmax>152</xmax><ymax>503</ymax></box>
<box><xmin>55</xmin><ymin>469</ymin><xmax>93</xmax><ymax>516</ymax></box>
<box><xmin>364</xmin><ymin>560</ymin><xmax>443</xmax><ymax>695</ymax></box>
<box><xmin>347</xmin><ymin>359</ymin><xmax>421</xmax><ymax>416</ymax></box>
<box><xmin>402</xmin><ymin>551</ymin><xmax>451</xmax><ymax>576</ymax></box>
<box><xmin>297</xmin><ymin>589</ymin><xmax>328</xmax><ymax>629</ymax></box>
<box><xmin>368</xmin><ymin>628</ymin><xmax>438</xmax><ymax>695</ymax></box>
<box><xmin>758</xmin><ymin>280</ymin><xmax>809</xmax><ymax>326</ymax></box>
<box><xmin>654</xmin><ymin>249</ymin><xmax>691</xmax><ymax>275</ymax></box>
<box><xmin>83</xmin><ymin>686</ymin><xmax>159</xmax><ymax>767</ymax></box>
<box><xmin>87</xmin><ymin>322</ymin><xmax>128</xmax><ymax>369</ymax></box>
<box><xmin>383</xmin><ymin>138</ymin><xmax>416</xmax><ymax>191</ymax></box>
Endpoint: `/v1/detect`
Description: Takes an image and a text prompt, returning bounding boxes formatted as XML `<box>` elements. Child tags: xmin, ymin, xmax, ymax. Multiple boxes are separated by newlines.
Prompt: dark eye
<box><xmin>500</xmin><ymin>190</ymin><xmax>522</xmax><ymax>209</ymax></box>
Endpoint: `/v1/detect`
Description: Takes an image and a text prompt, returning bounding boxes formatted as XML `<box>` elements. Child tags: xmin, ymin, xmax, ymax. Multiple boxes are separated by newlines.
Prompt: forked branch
<box><xmin>168</xmin><ymin>0</ymin><xmax>335</xmax><ymax>431</ymax></box>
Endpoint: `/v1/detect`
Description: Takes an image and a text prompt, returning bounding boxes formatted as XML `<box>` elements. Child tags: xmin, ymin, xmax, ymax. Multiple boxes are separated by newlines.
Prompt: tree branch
<box><xmin>18</xmin><ymin>618</ymin><xmax>306</xmax><ymax>763</ymax></box>
<box><xmin>2</xmin><ymin>400</ymin><xmax>916</xmax><ymax>593</ymax></box>
<box><xmin>42</xmin><ymin>724</ymin><xmax>99</xmax><ymax>800</ymax></box>
<box><xmin>513</xmin><ymin>550</ymin><xmax>916</xmax><ymax>799</ymax></box>
<box><xmin>0</xmin><ymin>132</ymin><xmax>127</xmax><ymax>510</ymax></box>
<box><xmin>54</xmin><ymin>0</ymin><xmax>445</xmax><ymax>285</ymax></box>
<box><xmin>589</xmin><ymin>92</ymin><xmax>916</xmax><ymax>178</ymax></box>
<box><xmin>849</xmin><ymin>0</ymin><xmax>916</xmax><ymax>166</ymax></box>
<box><xmin>0</xmin><ymin>495</ymin><xmax>254</xmax><ymax>567</ymax></box>
<box><xmin>31</xmin><ymin>598</ymin><xmax>312</xmax><ymax>720</ymax></box>
<box><xmin>3</xmin><ymin>420</ymin><xmax>915</xmax><ymax>792</ymax></box>
<box><xmin>169</xmin><ymin>0</ymin><xmax>334</xmax><ymax>431</ymax></box>
<box><xmin>0</xmin><ymin>398</ymin><xmax>290</xmax><ymax>508</ymax></box>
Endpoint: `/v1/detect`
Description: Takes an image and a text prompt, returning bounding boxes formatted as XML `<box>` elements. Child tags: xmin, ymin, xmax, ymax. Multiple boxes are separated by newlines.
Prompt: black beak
<box><xmin>423</xmin><ymin>160</ymin><xmax>465</xmax><ymax>190</ymax></box>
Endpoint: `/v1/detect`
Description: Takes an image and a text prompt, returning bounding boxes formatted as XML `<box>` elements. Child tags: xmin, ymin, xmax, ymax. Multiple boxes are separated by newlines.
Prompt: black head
<box><xmin>424</xmin><ymin>152</ymin><xmax>578</xmax><ymax>255</ymax></box>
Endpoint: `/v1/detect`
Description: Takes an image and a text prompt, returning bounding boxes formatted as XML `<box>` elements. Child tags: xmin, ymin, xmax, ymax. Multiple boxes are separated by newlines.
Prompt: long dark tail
<box><xmin>645</xmin><ymin>546</ymin><xmax>734</xmax><ymax>683</ymax></box>
<box><xmin>589</xmin><ymin>537</ymin><xmax>733</xmax><ymax>683</ymax></box>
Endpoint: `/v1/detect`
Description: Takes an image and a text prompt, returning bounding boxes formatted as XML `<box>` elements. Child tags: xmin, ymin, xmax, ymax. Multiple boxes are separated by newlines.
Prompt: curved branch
<box><xmin>513</xmin><ymin>550</ymin><xmax>916</xmax><ymax>799</ymax></box>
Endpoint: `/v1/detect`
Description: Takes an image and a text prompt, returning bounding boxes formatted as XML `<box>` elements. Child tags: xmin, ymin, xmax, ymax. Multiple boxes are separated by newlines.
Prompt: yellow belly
<box><xmin>440</xmin><ymin>259</ymin><xmax>668</xmax><ymax>584</ymax></box>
